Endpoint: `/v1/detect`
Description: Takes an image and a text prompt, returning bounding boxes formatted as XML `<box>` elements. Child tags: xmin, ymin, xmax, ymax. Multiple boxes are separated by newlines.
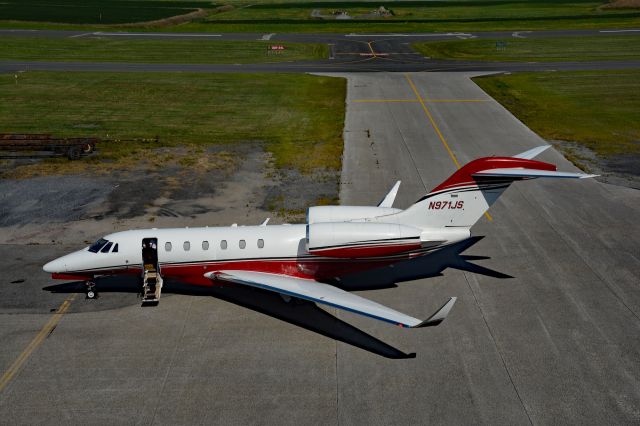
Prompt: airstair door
<box><xmin>141</xmin><ymin>238</ymin><xmax>163</xmax><ymax>307</ymax></box>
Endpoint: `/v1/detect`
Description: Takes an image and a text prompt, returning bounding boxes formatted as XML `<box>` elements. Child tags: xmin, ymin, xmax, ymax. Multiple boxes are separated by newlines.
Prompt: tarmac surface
<box><xmin>2</xmin><ymin>28</ymin><xmax>640</xmax><ymax>73</ymax></box>
<box><xmin>1</xmin><ymin>72</ymin><xmax>639</xmax><ymax>424</ymax></box>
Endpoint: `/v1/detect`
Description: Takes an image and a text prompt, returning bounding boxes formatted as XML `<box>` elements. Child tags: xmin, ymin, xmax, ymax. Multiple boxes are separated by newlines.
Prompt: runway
<box><xmin>2</xmin><ymin>28</ymin><xmax>640</xmax><ymax>73</ymax></box>
<box><xmin>1</xmin><ymin>72</ymin><xmax>639</xmax><ymax>424</ymax></box>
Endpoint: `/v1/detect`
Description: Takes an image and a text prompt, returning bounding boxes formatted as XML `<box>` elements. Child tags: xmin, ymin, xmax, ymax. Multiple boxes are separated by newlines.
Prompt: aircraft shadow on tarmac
<box><xmin>44</xmin><ymin>236</ymin><xmax>511</xmax><ymax>359</ymax></box>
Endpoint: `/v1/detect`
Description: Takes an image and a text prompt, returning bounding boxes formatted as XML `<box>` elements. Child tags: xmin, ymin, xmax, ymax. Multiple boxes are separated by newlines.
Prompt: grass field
<box><xmin>474</xmin><ymin>70</ymin><xmax>640</xmax><ymax>157</ymax></box>
<box><xmin>2</xmin><ymin>0</ymin><xmax>640</xmax><ymax>32</ymax></box>
<box><xmin>196</xmin><ymin>0</ymin><xmax>640</xmax><ymax>32</ymax></box>
<box><xmin>0</xmin><ymin>72</ymin><xmax>345</xmax><ymax>174</ymax></box>
<box><xmin>412</xmin><ymin>35</ymin><xmax>640</xmax><ymax>61</ymax></box>
<box><xmin>0</xmin><ymin>0</ymin><xmax>211</xmax><ymax>24</ymax></box>
<box><xmin>0</xmin><ymin>37</ymin><xmax>327</xmax><ymax>63</ymax></box>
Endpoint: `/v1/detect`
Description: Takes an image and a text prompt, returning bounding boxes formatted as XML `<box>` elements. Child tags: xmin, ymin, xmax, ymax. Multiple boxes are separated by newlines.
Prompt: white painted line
<box><xmin>69</xmin><ymin>32</ymin><xmax>92</xmax><ymax>38</ymax></box>
<box><xmin>600</xmin><ymin>29</ymin><xmax>640</xmax><ymax>33</ymax></box>
<box><xmin>91</xmin><ymin>32</ymin><xmax>222</xmax><ymax>37</ymax></box>
<box><xmin>512</xmin><ymin>31</ymin><xmax>531</xmax><ymax>38</ymax></box>
<box><xmin>260</xmin><ymin>33</ymin><xmax>276</xmax><ymax>40</ymax></box>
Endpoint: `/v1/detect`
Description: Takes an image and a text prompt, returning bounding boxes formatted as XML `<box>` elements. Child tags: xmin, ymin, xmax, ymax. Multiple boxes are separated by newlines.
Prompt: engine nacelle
<box><xmin>306</xmin><ymin>222</ymin><xmax>422</xmax><ymax>258</ymax></box>
<box><xmin>307</xmin><ymin>206</ymin><xmax>401</xmax><ymax>224</ymax></box>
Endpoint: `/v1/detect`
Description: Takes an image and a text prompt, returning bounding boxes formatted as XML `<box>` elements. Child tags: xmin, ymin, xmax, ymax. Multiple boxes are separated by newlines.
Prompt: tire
<box><xmin>86</xmin><ymin>290</ymin><xmax>95</xmax><ymax>299</ymax></box>
<box><xmin>67</xmin><ymin>146</ymin><xmax>81</xmax><ymax>160</ymax></box>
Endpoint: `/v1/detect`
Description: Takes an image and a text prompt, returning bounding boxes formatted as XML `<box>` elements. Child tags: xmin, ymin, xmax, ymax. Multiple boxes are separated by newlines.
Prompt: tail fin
<box><xmin>395</xmin><ymin>147</ymin><xmax>596</xmax><ymax>229</ymax></box>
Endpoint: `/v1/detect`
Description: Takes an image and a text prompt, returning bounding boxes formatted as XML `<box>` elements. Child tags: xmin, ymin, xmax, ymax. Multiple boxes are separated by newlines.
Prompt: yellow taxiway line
<box><xmin>404</xmin><ymin>73</ymin><xmax>493</xmax><ymax>222</ymax></box>
<box><xmin>0</xmin><ymin>293</ymin><xmax>76</xmax><ymax>394</ymax></box>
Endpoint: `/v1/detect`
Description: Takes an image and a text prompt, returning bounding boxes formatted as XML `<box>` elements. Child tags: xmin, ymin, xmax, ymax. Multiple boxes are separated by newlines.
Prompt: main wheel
<box><xmin>86</xmin><ymin>290</ymin><xmax>96</xmax><ymax>299</ymax></box>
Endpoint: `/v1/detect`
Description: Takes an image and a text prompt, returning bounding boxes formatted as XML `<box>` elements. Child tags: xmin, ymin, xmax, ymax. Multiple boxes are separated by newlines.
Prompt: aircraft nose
<box><xmin>43</xmin><ymin>258</ymin><xmax>66</xmax><ymax>273</ymax></box>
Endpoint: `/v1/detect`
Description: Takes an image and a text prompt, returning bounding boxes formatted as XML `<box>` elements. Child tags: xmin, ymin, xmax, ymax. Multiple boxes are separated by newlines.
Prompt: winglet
<box><xmin>378</xmin><ymin>180</ymin><xmax>401</xmax><ymax>208</ymax></box>
<box><xmin>514</xmin><ymin>145</ymin><xmax>551</xmax><ymax>160</ymax></box>
<box><xmin>412</xmin><ymin>297</ymin><xmax>457</xmax><ymax>328</ymax></box>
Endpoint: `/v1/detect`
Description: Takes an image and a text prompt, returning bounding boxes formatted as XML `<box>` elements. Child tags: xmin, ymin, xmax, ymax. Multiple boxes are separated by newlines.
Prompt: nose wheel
<box><xmin>85</xmin><ymin>281</ymin><xmax>98</xmax><ymax>299</ymax></box>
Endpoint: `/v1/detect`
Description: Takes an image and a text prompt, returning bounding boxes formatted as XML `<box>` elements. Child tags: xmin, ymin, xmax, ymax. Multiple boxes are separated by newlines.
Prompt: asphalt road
<box><xmin>2</xmin><ymin>28</ymin><xmax>640</xmax><ymax>73</ymax></box>
<box><xmin>0</xmin><ymin>72</ymin><xmax>638</xmax><ymax>424</ymax></box>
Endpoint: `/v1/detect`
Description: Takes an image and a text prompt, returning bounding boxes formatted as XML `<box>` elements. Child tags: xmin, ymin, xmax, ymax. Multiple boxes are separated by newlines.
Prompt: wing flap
<box><xmin>206</xmin><ymin>270</ymin><xmax>455</xmax><ymax>328</ymax></box>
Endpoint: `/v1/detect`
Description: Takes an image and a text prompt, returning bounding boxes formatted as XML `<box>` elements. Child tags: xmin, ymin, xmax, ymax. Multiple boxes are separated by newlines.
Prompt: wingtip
<box><xmin>413</xmin><ymin>297</ymin><xmax>457</xmax><ymax>328</ymax></box>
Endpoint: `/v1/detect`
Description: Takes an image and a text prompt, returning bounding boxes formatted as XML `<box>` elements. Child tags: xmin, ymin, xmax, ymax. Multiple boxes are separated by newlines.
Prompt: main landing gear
<box><xmin>85</xmin><ymin>281</ymin><xmax>98</xmax><ymax>300</ymax></box>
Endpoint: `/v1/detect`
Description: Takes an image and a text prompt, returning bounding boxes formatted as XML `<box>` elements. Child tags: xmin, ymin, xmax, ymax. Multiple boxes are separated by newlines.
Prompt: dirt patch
<box><xmin>0</xmin><ymin>176</ymin><xmax>111</xmax><ymax>227</ymax></box>
<box><xmin>601</xmin><ymin>0</ymin><xmax>640</xmax><ymax>9</ymax></box>
<box><xmin>550</xmin><ymin>140</ymin><xmax>640</xmax><ymax>189</ymax></box>
<box><xmin>0</xmin><ymin>143</ymin><xmax>339</xmax><ymax>244</ymax></box>
<box><xmin>262</xmin><ymin>168</ymin><xmax>339</xmax><ymax>222</ymax></box>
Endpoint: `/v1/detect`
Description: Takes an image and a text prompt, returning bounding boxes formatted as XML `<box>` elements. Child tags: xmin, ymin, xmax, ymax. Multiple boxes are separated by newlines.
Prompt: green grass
<box><xmin>413</xmin><ymin>35</ymin><xmax>640</xmax><ymax>61</ymax></box>
<box><xmin>195</xmin><ymin>0</ymin><xmax>640</xmax><ymax>32</ymax></box>
<box><xmin>474</xmin><ymin>70</ymin><xmax>640</xmax><ymax>156</ymax></box>
<box><xmin>0</xmin><ymin>0</ymin><xmax>211</xmax><ymax>24</ymax></box>
<box><xmin>0</xmin><ymin>72</ymin><xmax>346</xmax><ymax>173</ymax></box>
<box><xmin>0</xmin><ymin>36</ymin><xmax>327</xmax><ymax>63</ymax></box>
<box><xmin>2</xmin><ymin>0</ymin><xmax>640</xmax><ymax>32</ymax></box>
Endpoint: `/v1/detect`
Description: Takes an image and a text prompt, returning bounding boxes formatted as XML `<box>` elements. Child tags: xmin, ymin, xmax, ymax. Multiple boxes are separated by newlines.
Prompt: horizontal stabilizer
<box><xmin>378</xmin><ymin>181</ymin><xmax>401</xmax><ymax>208</ymax></box>
<box><xmin>474</xmin><ymin>168</ymin><xmax>597</xmax><ymax>179</ymax></box>
<box><xmin>206</xmin><ymin>270</ymin><xmax>455</xmax><ymax>328</ymax></box>
<box><xmin>513</xmin><ymin>145</ymin><xmax>551</xmax><ymax>160</ymax></box>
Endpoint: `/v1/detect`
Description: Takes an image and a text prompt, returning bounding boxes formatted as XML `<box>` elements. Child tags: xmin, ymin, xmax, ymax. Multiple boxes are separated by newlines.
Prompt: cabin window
<box><xmin>100</xmin><ymin>242</ymin><xmax>113</xmax><ymax>253</ymax></box>
<box><xmin>220</xmin><ymin>240</ymin><xmax>227</xmax><ymax>250</ymax></box>
<box><xmin>202</xmin><ymin>241</ymin><xmax>209</xmax><ymax>250</ymax></box>
<box><xmin>257</xmin><ymin>239</ymin><xmax>264</xmax><ymax>249</ymax></box>
<box><xmin>165</xmin><ymin>242</ymin><xmax>172</xmax><ymax>252</ymax></box>
<box><xmin>183</xmin><ymin>241</ymin><xmax>191</xmax><ymax>251</ymax></box>
<box><xmin>112</xmin><ymin>243</ymin><xmax>118</xmax><ymax>253</ymax></box>
<box><xmin>239</xmin><ymin>240</ymin><xmax>246</xmax><ymax>249</ymax></box>
<box><xmin>88</xmin><ymin>238</ymin><xmax>108</xmax><ymax>253</ymax></box>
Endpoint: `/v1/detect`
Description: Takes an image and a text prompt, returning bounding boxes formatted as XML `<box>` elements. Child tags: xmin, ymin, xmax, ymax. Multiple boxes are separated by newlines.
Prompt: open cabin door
<box><xmin>141</xmin><ymin>238</ymin><xmax>163</xmax><ymax>307</ymax></box>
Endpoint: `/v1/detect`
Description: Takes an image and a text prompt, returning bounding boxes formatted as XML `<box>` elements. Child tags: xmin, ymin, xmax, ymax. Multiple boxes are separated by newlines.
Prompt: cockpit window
<box><xmin>112</xmin><ymin>243</ymin><xmax>118</xmax><ymax>253</ymax></box>
<box><xmin>89</xmin><ymin>238</ymin><xmax>108</xmax><ymax>253</ymax></box>
<box><xmin>100</xmin><ymin>242</ymin><xmax>113</xmax><ymax>253</ymax></box>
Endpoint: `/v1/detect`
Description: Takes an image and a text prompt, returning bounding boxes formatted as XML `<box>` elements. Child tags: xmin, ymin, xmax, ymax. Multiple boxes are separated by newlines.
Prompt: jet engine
<box><xmin>306</xmin><ymin>222</ymin><xmax>422</xmax><ymax>258</ymax></box>
<box><xmin>307</xmin><ymin>206</ymin><xmax>401</xmax><ymax>224</ymax></box>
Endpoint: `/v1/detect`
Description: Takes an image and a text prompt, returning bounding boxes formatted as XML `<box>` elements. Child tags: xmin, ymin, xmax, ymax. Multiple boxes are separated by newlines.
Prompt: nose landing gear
<box><xmin>85</xmin><ymin>281</ymin><xmax>98</xmax><ymax>299</ymax></box>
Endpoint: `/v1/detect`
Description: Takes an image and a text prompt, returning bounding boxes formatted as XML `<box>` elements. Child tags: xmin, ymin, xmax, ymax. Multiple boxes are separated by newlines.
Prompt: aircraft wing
<box><xmin>205</xmin><ymin>270</ymin><xmax>456</xmax><ymax>328</ymax></box>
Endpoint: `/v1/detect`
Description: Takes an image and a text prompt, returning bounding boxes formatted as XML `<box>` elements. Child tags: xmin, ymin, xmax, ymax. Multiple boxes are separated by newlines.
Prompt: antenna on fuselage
<box><xmin>260</xmin><ymin>218</ymin><xmax>270</xmax><ymax>226</ymax></box>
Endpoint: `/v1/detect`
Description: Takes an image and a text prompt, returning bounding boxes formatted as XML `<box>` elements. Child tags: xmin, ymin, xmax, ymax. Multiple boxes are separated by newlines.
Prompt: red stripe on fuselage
<box><xmin>50</xmin><ymin>249</ymin><xmax>434</xmax><ymax>285</ymax></box>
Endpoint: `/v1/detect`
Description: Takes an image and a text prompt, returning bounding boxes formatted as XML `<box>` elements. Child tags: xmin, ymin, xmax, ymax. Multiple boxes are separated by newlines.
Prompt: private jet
<box><xmin>44</xmin><ymin>145</ymin><xmax>595</xmax><ymax>329</ymax></box>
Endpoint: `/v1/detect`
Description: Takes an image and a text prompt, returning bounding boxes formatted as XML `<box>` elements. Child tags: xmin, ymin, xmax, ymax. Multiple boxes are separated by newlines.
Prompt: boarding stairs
<box><xmin>141</xmin><ymin>265</ymin><xmax>163</xmax><ymax>307</ymax></box>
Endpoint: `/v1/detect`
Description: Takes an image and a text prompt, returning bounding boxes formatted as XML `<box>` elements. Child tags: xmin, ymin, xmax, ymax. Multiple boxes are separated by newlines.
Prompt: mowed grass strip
<box><xmin>413</xmin><ymin>35</ymin><xmax>640</xmax><ymax>62</ymax></box>
<box><xmin>474</xmin><ymin>70</ymin><xmax>640</xmax><ymax>156</ymax></box>
<box><xmin>0</xmin><ymin>37</ymin><xmax>327</xmax><ymax>64</ymax></box>
<box><xmin>0</xmin><ymin>0</ymin><xmax>210</xmax><ymax>24</ymax></box>
<box><xmin>0</xmin><ymin>72</ymin><xmax>345</xmax><ymax>172</ymax></box>
<box><xmin>3</xmin><ymin>0</ymin><xmax>640</xmax><ymax>32</ymax></box>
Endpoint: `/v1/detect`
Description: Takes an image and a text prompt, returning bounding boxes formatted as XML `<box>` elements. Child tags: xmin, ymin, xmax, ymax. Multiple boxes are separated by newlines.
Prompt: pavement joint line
<box><xmin>0</xmin><ymin>293</ymin><xmax>76</xmax><ymax>394</ymax></box>
<box><xmin>462</xmin><ymin>273</ymin><xmax>534</xmax><ymax>425</ymax></box>
<box><xmin>404</xmin><ymin>73</ymin><xmax>493</xmax><ymax>222</ymax></box>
